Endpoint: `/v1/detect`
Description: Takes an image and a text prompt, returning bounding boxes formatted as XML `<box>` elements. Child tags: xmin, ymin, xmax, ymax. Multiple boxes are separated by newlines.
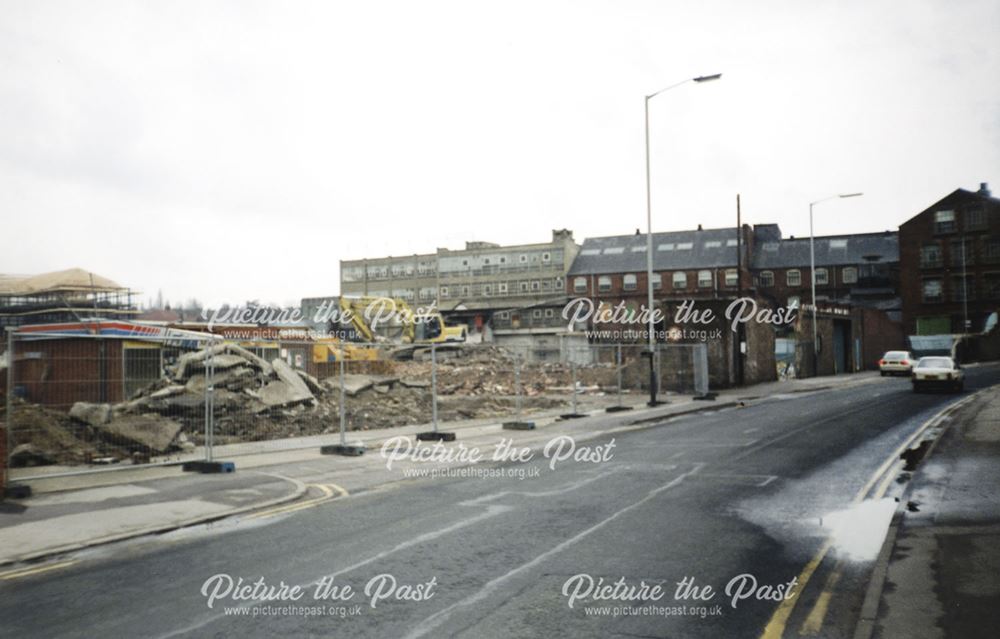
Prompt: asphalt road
<box><xmin>3</xmin><ymin>365</ymin><xmax>999</xmax><ymax>639</ymax></box>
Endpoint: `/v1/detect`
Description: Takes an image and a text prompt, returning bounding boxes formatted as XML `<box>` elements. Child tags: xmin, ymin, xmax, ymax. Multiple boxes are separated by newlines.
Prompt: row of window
<box><xmin>573</xmin><ymin>270</ymin><xmax>739</xmax><ymax>293</ymax></box>
<box><xmin>495</xmin><ymin>308</ymin><xmax>558</xmax><ymax>320</ymax></box>
<box><xmin>441</xmin><ymin>278</ymin><xmax>562</xmax><ymax>298</ymax></box>
<box><xmin>921</xmin><ymin>273</ymin><xmax>1000</xmax><ymax>303</ymax></box>
<box><xmin>920</xmin><ymin>238</ymin><xmax>1000</xmax><ymax>269</ymax></box>
<box><xmin>365</xmin><ymin>278</ymin><xmax>566</xmax><ymax>301</ymax></box>
<box><xmin>756</xmin><ymin>266</ymin><xmax>857</xmax><ymax>288</ymax></box>
<box><xmin>932</xmin><ymin>207</ymin><xmax>989</xmax><ymax>234</ymax></box>
<box><xmin>578</xmin><ymin>239</ymin><xmax>738</xmax><ymax>257</ymax></box>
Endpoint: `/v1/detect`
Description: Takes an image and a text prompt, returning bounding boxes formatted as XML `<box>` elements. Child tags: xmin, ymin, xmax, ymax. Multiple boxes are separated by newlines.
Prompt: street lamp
<box><xmin>644</xmin><ymin>73</ymin><xmax>722</xmax><ymax>405</ymax></box>
<box><xmin>808</xmin><ymin>192</ymin><xmax>863</xmax><ymax>376</ymax></box>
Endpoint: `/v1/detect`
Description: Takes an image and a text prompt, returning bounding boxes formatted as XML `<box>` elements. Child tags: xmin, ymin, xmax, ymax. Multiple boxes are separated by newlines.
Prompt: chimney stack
<box><xmin>979</xmin><ymin>182</ymin><xmax>991</xmax><ymax>197</ymax></box>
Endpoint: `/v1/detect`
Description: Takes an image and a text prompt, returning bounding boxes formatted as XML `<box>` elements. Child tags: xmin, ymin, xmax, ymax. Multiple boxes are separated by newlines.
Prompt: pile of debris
<box><xmin>9</xmin><ymin>343</ymin><xmax>625</xmax><ymax>467</ymax></box>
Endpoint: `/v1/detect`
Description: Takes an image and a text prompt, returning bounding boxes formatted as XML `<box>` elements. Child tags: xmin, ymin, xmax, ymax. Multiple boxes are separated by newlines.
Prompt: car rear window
<box><xmin>885</xmin><ymin>351</ymin><xmax>908</xmax><ymax>358</ymax></box>
<box><xmin>917</xmin><ymin>358</ymin><xmax>952</xmax><ymax>368</ymax></box>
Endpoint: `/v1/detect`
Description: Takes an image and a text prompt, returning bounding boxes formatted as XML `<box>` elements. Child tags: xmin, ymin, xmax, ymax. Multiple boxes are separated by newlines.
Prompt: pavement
<box><xmin>857</xmin><ymin>382</ymin><xmax>1000</xmax><ymax>639</ymax></box>
<box><xmin>0</xmin><ymin>370</ymin><xmax>880</xmax><ymax>567</ymax></box>
<box><xmin>0</xmin><ymin>365</ymin><xmax>997</xmax><ymax>638</ymax></box>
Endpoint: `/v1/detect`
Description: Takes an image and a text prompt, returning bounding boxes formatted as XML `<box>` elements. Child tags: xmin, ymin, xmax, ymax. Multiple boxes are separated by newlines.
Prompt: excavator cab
<box><xmin>413</xmin><ymin>315</ymin><xmax>442</xmax><ymax>341</ymax></box>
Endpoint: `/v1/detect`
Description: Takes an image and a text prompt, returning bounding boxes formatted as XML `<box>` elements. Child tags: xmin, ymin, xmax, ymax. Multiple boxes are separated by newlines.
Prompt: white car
<box><xmin>912</xmin><ymin>356</ymin><xmax>964</xmax><ymax>393</ymax></box>
<box><xmin>879</xmin><ymin>350</ymin><xmax>914</xmax><ymax>376</ymax></box>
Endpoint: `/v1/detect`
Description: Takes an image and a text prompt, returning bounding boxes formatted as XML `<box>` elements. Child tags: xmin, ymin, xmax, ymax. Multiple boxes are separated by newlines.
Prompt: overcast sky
<box><xmin>1</xmin><ymin>0</ymin><xmax>997</xmax><ymax>308</ymax></box>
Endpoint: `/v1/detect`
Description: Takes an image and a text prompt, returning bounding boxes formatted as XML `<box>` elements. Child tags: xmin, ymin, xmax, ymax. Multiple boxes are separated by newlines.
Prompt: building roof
<box><xmin>900</xmin><ymin>185</ymin><xmax>1000</xmax><ymax>228</ymax></box>
<box><xmin>0</xmin><ymin>268</ymin><xmax>127</xmax><ymax>295</ymax></box>
<box><xmin>751</xmin><ymin>232</ymin><xmax>898</xmax><ymax>269</ymax></box>
<box><xmin>567</xmin><ymin>228</ymin><xmax>740</xmax><ymax>276</ymax></box>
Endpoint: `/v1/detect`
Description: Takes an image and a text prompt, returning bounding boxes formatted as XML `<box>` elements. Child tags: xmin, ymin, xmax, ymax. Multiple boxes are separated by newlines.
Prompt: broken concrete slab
<box><xmin>258</xmin><ymin>380</ymin><xmax>313</xmax><ymax>408</ymax></box>
<box><xmin>98</xmin><ymin>415</ymin><xmax>183</xmax><ymax>453</ymax></box>
<box><xmin>69</xmin><ymin>402</ymin><xmax>112</xmax><ymax>427</ymax></box>
<box><xmin>202</xmin><ymin>354</ymin><xmax>249</xmax><ymax>370</ymax></box>
<box><xmin>149</xmin><ymin>385</ymin><xmax>186</xmax><ymax>400</ymax></box>
<box><xmin>399</xmin><ymin>378</ymin><xmax>431</xmax><ymax>389</ymax></box>
<box><xmin>341</xmin><ymin>375</ymin><xmax>375</xmax><ymax>396</ymax></box>
<box><xmin>10</xmin><ymin>444</ymin><xmax>57</xmax><ymax>467</ymax></box>
<box><xmin>173</xmin><ymin>343</ymin><xmax>274</xmax><ymax>381</ymax></box>
<box><xmin>296</xmin><ymin>369</ymin><xmax>324</xmax><ymax>395</ymax></box>
<box><xmin>271</xmin><ymin>358</ymin><xmax>315</xmax><ymax>402</ymax></box>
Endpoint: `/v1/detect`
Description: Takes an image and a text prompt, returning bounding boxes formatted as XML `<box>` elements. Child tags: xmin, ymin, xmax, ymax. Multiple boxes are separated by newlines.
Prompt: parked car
<box><xmin>912</xmin><ymin>356</ymin><xmax>964</xmax><ymax>393</ymax></box>
<box><xmin>879</xmin><ymin>350</ymin><xmax>914</xmax><ymax>376</ymax></box>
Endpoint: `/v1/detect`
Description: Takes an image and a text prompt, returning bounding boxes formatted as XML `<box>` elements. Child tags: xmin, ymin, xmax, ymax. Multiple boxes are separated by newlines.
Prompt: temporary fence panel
<box><xmin>5</xmin><ymin>331</ymin><xmax>216</xmax><ymax>480</ymax></box>
<box><xmin>5</xmin><ymin>336</ymin><xmax>715</xmax><ymax>479</ymax></box>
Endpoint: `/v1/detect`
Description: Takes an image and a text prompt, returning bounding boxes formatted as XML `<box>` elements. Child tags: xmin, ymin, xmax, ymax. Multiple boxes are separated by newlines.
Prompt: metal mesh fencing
<box><xmin>4</xmin><ymin>335</ymin><xmax>709</xmax><ymax>477</ymax></box>
<box><xmin>5</xmin><ymin>332</ymin><xmax>217</xmax><ymax>478</ymax></box>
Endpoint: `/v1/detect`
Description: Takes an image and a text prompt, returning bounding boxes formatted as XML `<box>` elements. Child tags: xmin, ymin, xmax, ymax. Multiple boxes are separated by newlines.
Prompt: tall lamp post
<box><xmin>645</xmin><ymin>73</ymin><xmax>721</xmax><ymax>405</ymax></box>
<box><xmin>808</xmin><ymin>192</ymin><xmax>863</xmax><ymax>376</ymax></box>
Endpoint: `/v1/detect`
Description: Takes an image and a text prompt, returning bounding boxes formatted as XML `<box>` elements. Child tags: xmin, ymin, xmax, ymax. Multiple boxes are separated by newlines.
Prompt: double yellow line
<box><xmin>244</xmin><ymin>483</ymin><xmax>348</xmax><ymax>521</ymax></box>
<box><xmin>0</xmin><ymin>559</ymin><xmax>78</xmax><ymax>581</ymax></box>
<box><xmin>759</xmin><ymin>392</ymin><xmax>979</xmax><ymax>638</ymax></box>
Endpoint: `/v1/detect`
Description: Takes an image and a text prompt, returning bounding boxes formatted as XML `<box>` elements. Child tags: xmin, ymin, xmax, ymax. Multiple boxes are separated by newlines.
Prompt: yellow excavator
<box><xmin>336</xmin><ymin>296</ymin><xmax>467</xmax><ymax>345</ymax></box>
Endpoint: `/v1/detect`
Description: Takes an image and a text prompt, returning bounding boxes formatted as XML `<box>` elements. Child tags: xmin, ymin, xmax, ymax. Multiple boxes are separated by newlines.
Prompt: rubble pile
<box><xmin>9</xmin><ymin>343</ymin><xmax>624</xmax><ymax>467</ymax></box>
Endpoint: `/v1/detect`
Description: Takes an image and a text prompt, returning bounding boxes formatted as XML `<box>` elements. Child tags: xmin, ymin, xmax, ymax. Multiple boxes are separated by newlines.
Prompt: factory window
<box><xmin>598</xmin><ymin>276</ymin><xmax>612</xmax><ymax>292</ymax></box>
<box><xmin>623</xmin><ymin>274</ymin><xmax>638</xmax><ymax>291</ymax></box>
<box><xmin>842</xmin><ymin>267</ymin><xmax>858</xmax><ymax>284</ymax></box>
<box><xmin>758</xmin><ymin>271</ymin><xmax>774</xmax><ymax>287</ymax></box>
<box><xmin>725</xmin><ymin>269</ymin><xmax>738</xmax><ymax>287</ymax></box>
<box><xmin>651</xmin><ymin>273</ymin><xmax>662</xmax><ymax>290</ymax></box>
<box><xmin>934</xmin><ymin>209</ymin><xmax>955</xmax><ymax>234</ymax></box>
<box><xmin>814</xmin><ymin>268</ymin><xmax>829</xmax><ymax>286</ymax></box>
<box><xmin>920</xmin><ymin>243</ymin><xmax>942</xmax><ymax>268</ymax></box>
<box><xmin>698</xmin><ymin>270</ymin><xmax>712</xmax><ymax>288</ymax></box>
<box><xmin>786</xmin><ymin>269</ymin><xmax>801</xmax><ymax>287</ymax></box>
<box><xmin>922</xmin><ymin>278</ymin><xmax>942</xmax><ymax>302</ymax></box>
<box><xmin>672</xmin><ymin>272</ymin><xmax>687</xmax><ymax>289</ymax></box>
<box><xmin>574</xmin><ymin>277</ymin><xmax>587</xmax><ymax>293</ymax></box>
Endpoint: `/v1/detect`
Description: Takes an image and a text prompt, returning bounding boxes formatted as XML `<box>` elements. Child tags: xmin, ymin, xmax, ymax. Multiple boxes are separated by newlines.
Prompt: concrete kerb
<box><xmin>851</xmin><ymin>386</ymin><xmax>993</xmax><ymax>639</ymax></box>
<box><xmin>0</xmin><ymin>473</ymin><xmax>308</xmax><ymax>568</ymax></box>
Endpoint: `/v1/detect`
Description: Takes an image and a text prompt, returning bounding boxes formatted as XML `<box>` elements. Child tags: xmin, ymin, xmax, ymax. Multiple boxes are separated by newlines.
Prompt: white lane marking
<box><xmin>402</xmin><ymin>463</ymin><xmax>706</xmax><ymax>639</ymax></box>
<box><xmin>743</xmin><ymin>427</ymin><xmax>759</xmax><ymax>434</ymax></box>
<box><xmin>459</xmin><ymin>468</ymin><xmax>624</xmax><ymax>506</ymax></box>
<box><xmin>155</xmin><ymin>505</ymin><xmax>511</xmax><ymax>639</ymax></box>
<box><xmin>757</xmin><ymin>475</ymin><xmax>778</xmax><ymax>487</ymax></box>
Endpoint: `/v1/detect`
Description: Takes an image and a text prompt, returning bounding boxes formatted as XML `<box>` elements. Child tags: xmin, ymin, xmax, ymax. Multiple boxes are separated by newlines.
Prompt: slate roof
<box><xmin>751</xmin><ymin>232</ymin><xmax>898</xmax><ymax>269</ymax></box>
<box><xmin>567</xmin><ymin>228</ymin><xmax>741</xmax><ymax>276</ymax></box>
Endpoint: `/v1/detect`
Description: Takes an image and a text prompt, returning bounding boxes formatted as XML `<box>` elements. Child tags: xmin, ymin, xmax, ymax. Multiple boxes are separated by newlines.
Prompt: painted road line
<box><xmin>759</xmin><ymin>391</ymin><xmax>982</xmax><ymax>639</ymax></box>
<box><xmin>0</xmin><ymin>559</ymin><xmax>78</xmax><ymax>581</ymax></box>
<box><xmin>244</xmin><ymin>483</ymin><xmax>347</xmax><ymax>521</ymax></box>
<box><xmin>799</xmin><ymin>457</ymin><xmax>904</xmax><ymax>636</ymax></box>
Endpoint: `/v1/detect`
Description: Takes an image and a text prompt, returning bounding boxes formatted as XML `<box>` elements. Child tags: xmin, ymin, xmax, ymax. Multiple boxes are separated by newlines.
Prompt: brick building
<box><xmin>750</xmin><ymin>224</ymin><xmax>899</xmax><ymax>319</ymax></box>
<box><xmin>899</xmin><ymin>183</ymin><xmax>1000</xmax><ymax>336</ymax></box>
<box><xmin>565</xmin><ymin>226</ymin><xmax>776</xmax><ymax>387</ymax></box>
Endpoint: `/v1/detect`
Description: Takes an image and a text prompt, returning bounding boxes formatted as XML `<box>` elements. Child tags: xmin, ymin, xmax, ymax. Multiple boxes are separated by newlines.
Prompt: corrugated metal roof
<box><xmin>568</xmin><ymin>228</ymin><xmax>740</xmax><ymax>275</ymax></box>
<box><xmin>751</xmin><ymin>232</ymin><xmax>898</xmax><ymax>269</ymax></box>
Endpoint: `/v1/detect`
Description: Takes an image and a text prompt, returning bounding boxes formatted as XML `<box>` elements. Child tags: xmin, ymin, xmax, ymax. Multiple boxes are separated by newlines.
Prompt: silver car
<box><xmin>912</xmin><ymin>356</ymin><xmax>964</xmax><ymax>393</ymax></box>
<box><xmin>879</xmin><ymin>350</ymin><xmax>914</xmax><ymax>376</ymax></box>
